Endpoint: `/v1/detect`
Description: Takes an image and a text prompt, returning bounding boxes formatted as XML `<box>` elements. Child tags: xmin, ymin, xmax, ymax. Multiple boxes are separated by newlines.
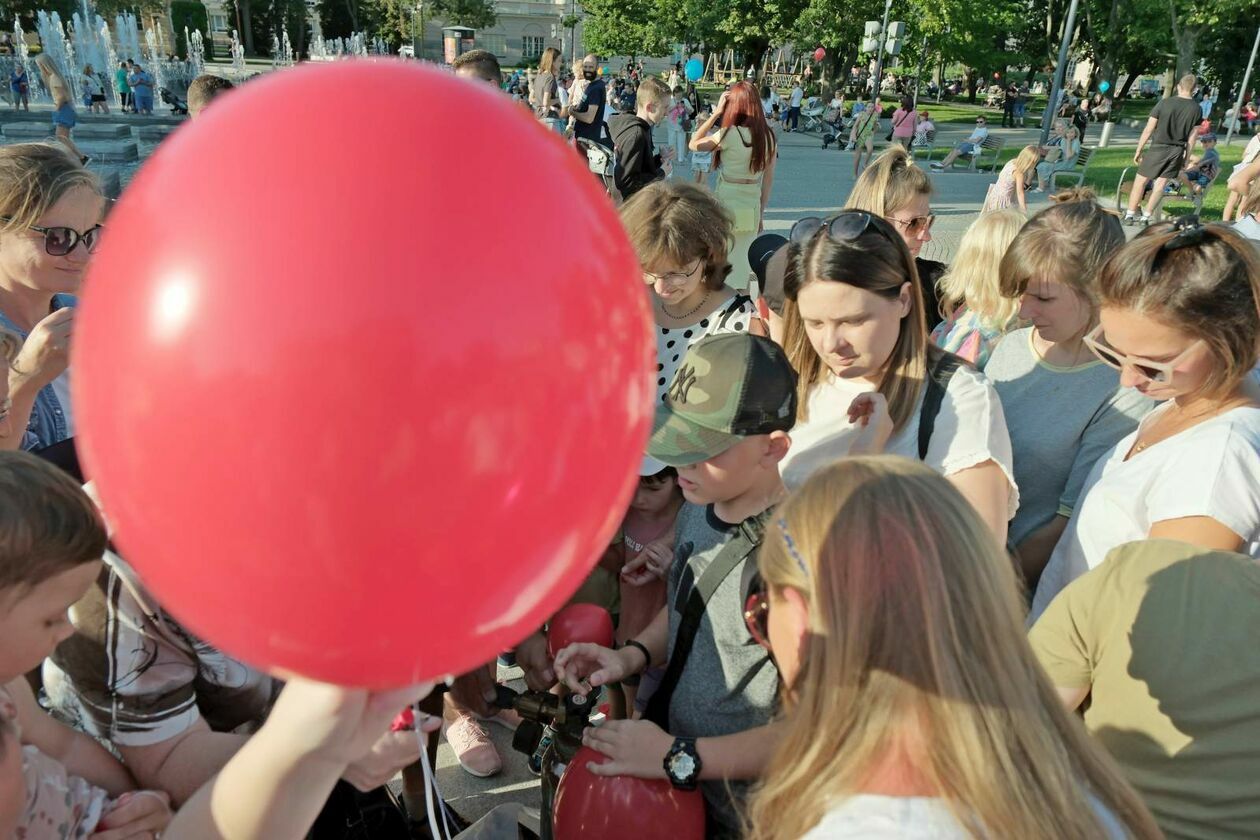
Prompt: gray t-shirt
<box><xmin>667</xmin><ymin>502</ymin><xmax>779</xmax><ymax>836</ymax></box>
<box><xmin>986</xmin><ymin>328</ymin><xmax>1152</xmax><ymax>547</ymax></box>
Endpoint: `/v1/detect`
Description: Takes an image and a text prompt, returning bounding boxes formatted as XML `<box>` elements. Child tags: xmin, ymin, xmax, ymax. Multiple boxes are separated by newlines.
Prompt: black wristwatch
<box><xmin>663</xmin><ymin>737</ymin><xmax>702</xmax><ymax>790</ymax></box>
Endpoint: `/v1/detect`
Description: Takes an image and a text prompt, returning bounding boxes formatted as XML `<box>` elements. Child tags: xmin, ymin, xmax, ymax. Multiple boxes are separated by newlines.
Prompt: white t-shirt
<box><xmin>1235</xmin><ymin>214</ymin><xmax>1260</xmax><ymax>242</ymax></box>
<box><xmin>1031</xmin><ymin>404</ymin><xmax>1260</xmax><ymax>621</ymax></box>
<box><xmin>779</xmin><ymin>364</ymin><xmax>1018</xmax><ymax>519</ymax></box>
<box><xmin>967</xmin><ymin>126</ymin><xmax>989</xmax><ymax>145</ymax></box>
<box><xmin>790</xmin><ymin>86</ymin><xmax>804</xmax><ymax>107</ymax></box>
<box><xmin>800</xmin><ymin>793</ymin><xmax>1126</xmax><ymax>839</ymax></box>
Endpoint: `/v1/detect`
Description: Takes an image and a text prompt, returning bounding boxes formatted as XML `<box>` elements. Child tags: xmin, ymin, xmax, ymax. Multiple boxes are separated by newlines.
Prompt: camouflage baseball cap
<box><xmin>649</xmin><ymin>333</ymin><xmax>798</xmax><ymax>466</ymax></box>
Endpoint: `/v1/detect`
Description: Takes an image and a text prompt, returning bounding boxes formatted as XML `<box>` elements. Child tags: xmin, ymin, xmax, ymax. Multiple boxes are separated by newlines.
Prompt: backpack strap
<box><xmin>917</xmin><ymin>349</ymin><xmax>966</xmax><ymax>461</ymax></box>
<box><xmin>642</xmin><ymin>509</ymin><xmax>771</xmax><ymax>728</ymax></box>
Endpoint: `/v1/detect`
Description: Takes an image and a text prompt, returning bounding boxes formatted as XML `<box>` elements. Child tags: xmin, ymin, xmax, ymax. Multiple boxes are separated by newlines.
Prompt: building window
<box><xmin>522</xmin><ymin>35</ymin><xmax>543</xmax><ymax>59</ymax></box>
<box><xmin>481</xmin><ymin>34</ymin><xmax>508</xmax><ymax>57</ymax></box>
<box><xmin>210</xmin><ymin>13</ymin><xmax>228</xmax><ymax>31</ymax></box>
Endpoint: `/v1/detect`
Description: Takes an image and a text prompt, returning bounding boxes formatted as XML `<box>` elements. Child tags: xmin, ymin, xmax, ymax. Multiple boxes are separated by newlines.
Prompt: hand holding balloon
<box><xmin>581</xmin><ymin>719</ymin><xmax>671</xmax><ymax>779</ymax></box>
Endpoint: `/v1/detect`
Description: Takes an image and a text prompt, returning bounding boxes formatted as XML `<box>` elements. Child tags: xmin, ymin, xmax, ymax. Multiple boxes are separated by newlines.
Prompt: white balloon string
<box><xmin>414</xmin><ymin>704</ymin><xmax>454</xmax><ymax>840</ymax></box>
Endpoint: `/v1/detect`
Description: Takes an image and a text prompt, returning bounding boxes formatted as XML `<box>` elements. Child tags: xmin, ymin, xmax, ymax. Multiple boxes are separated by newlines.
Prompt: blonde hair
<box><xmin>1010</xmin><ymin>144</ymin><xmax>1041</xmax><ymax>182</ymax></box>
<box><xmin>845</xmin><ymin>146</ymin><xmax>932</xmax><ymax>218</ymax></box>
<box><xmin>998</xmin><ymin>189</ymin><xmax>1123</xmax><ymax>316</ymax></box>
<box><xmin>781</xmin><ymin>215</ymin><xmax>928</xmax><ymax>431</ymax></box>
<box><xmin>936</xmin><ymin>209</ymin><xmax>1025</xmax><ymax>329</ymax></box>
<box><xmin>0</xmin><ymin>143</ymin><xmax>100</xmax><ymax>235</ymax></box>
<box><xmin>745</xmin><ymin>457</ymin><xmax>1162</xmax><ymax>840</ymax></box>
<box><xmin>620</xmin><ymin>180</ymin><xmax>732</xmax><ymax>290</ymax></box>
<box><xmin>538</xmin><ymin>47</ymin><xmax>561</xmax><ymax>75</ymax></box>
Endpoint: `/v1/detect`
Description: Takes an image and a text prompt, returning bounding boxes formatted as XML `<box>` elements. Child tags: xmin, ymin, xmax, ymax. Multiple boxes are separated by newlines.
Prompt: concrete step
<box><xmin>78</xmin><ymin>140</ymin><xmax>140</xmax><ymax>162</ymax></box>
<box><xmin>2</xmin><ymin>122</ymin><xmax>131</xmax><ymax>140</ymax></box>
<box><xmin>135</xmin><ymin>125</ymin><xmax>176</xmax><ymax>142</ymax></box>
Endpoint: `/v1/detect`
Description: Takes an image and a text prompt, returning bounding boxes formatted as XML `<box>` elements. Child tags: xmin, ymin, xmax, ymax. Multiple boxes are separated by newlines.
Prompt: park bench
<box><xmin>952</xmin><ymin>135</ymin><xmax>1005</xmax><ymax>172</ymax></box>
<box><xmin>1049</xmin><ymin>146</ymin><xmax>1096</xmax><ymax>191</ymax></box>
<box><xmin>1113</xmin><ymin>163</ymin><xmax>1220</xmax><ymax>221</ymax></box>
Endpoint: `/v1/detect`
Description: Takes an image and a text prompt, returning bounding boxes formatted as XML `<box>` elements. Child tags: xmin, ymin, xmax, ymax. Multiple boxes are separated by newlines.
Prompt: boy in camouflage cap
<box><xmin>554</xmin><ymin>333</ymin><xmax>797</xmax><ymax>838</ymax></box>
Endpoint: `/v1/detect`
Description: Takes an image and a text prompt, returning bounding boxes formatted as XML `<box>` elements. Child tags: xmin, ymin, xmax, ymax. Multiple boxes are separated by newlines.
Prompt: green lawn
<box><xmin>966</xmin><ymin>143</ymin><xmax>1247</xmax><ymax>220</ymax></box>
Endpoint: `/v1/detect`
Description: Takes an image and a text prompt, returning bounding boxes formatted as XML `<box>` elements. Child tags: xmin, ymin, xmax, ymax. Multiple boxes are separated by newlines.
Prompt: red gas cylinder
<box><xmin>553</xmin><ymin>745</ymin><xmax>707</xmax><ymax>840</ymax></box>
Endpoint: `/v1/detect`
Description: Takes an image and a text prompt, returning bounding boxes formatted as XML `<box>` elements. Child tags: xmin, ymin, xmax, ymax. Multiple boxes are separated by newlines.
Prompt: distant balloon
<box><xmin>1099</xmin><ymin>80</ymin><xmax>1111</xmax><ymax>93</ymax></box>
<box><xmin>598</xmin><ymin>66</ymin><xmax>605</xmax><ymax>76</ymax></box>
<box><xmin>813</xmin><ymin>47</ymin><xmax>826</xmax><ymax>62</ymax></box>
<box><xmin>684</xmin><ymin>58</ymin><xmax>704</xmax><ymax>82</ymax></box>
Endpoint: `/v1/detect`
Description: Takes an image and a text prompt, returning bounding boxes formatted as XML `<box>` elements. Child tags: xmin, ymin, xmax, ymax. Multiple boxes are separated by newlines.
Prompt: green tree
<box><xmin>580</xmin><ymin>0</ymin><xmax>669</xmax><ymax>57</ymax></box>
<box><xmin>908</xmin><ymin>0</ymin><xmax>1025</xmax><ymax>102</ymax></box>
<box><xmin>427</xmin><ymin>0</ymin><xmax>497</xmax><ymax>29</ymax></box>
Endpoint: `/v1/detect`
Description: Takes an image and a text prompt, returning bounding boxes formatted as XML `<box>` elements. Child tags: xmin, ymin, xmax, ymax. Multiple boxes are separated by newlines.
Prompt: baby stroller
<box><xmin>799</xmin><ymin>97</ymin><xmax>826</xmax><ymax>133</ymax></box>
<box><xmin>160</xmin><ymin>87</ymin><xmax>188</xmax><ymax>115</ymax></box>
<box><xmin>576</xmin><ymin>137</ymin><xmax>615</xmax><ymax>198</ymax></box>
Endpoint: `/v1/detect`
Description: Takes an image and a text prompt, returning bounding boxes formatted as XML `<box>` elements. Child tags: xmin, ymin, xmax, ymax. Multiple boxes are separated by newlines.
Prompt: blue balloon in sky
<box><xmin>685</xmin><ymin>58</ymin><xmax>704</xmax><ymax>82</ymax></box>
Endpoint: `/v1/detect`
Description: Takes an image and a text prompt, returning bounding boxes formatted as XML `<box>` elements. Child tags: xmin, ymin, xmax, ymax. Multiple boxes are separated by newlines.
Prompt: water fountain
<box><xmin>281</xmin><ymin>29</ymin><xmax>294</xmax><ymax>66</ymax></box>
<box><xmin>186</xmin><ymin>28</ymin><xmax>206</xmax><ymax>78</ymax></box>
<box><xmin>143</xmin><ymin>25</ymin><xmax>167</xmax><ymax>113</ymax></box>
<box><xmin>114</xmin><ymin>11</ymin><xmax>141</xmax><ymax>65</ymax></box>
<box><xmin>229</xmin><ymin>29</ymin><xmax>246</xmax><ymax>74</ymax></box>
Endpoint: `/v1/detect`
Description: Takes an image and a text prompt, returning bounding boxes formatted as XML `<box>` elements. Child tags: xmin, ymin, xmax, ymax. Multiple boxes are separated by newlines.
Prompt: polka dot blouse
<box><xmin>656</xmin><ymin>293</ymin><xmax>755</xmax><ymax>402</ymax></box>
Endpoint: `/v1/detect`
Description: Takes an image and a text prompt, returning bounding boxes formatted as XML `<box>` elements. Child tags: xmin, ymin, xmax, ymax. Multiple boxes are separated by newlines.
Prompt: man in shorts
<box><xmin>930</xmin><ymin>116</ymin><xmax>989</xmax><ymax>169</ymax></box>
<box><xmin>1123</xmin><ymin>73</ymin><xmax>1202</xmax><ymax>225</ymax></box>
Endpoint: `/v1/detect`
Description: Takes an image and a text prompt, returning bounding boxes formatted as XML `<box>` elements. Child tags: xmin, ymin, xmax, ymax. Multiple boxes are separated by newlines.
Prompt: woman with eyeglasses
<box><xmin>843</xmin><ymin>147</ymin><xmax>945</xmax><ymax>329</ymax></box>
<box><xmin>620</xmin><ymin>181</ymin><xmax>756</xmax><ymax>404</ymax></box>
<box><xmin>742</xmin><ymin>456</ymin><xmax>1162</xmax><ymax>840</ymax></box>
<box><xmin>0</xmin><ymin>143</ymin><xmax>105</xmax><ymax>451</ymax></box>
<box><xmin>1030</xmin><ymin>221</ymin><xmax>1260</xmax><ymax>621</ymax></box>
<box><xmin>985</xmin><ymin>192</ymin><xmax>1151</xmax><ymax>591</ymax></box>
<box><xmin>775</xmin><ymin>210</ymin><xmax>1017</xmax><ymax>545</ymax></box>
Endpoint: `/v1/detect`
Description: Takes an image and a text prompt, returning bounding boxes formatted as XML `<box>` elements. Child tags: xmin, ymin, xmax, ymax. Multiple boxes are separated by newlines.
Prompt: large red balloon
<box><xmin>553</xmin><ymin>746</ymin><xmax>706</xmax><ymax>840</ymax></box>
<box><xmin>73</xmin><ymin>60</ymin><xmax>653</xmax><ymax>688</ymax></box>
<box><xmin>813</xmin><ymin>47</ymin><xmax>826</xmax><ymax>62</ymax></box>
<box><xmin>547</xmin><ymin>603</ymin><xmax>614</xmax><ymax>659</ymax></box>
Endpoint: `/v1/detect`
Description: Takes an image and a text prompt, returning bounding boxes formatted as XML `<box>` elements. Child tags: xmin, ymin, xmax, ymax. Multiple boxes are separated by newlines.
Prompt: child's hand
<box><xmin>91</xmin><ymin>790</ymin><xmax>171</xmax><ymax>840</ymax></box>
<box><xmin>621</xmin><ymin>538</ymin><xmax>673</xmax><ymax>586</ymax></box>
<box><xmin>553</xmin><ymin>643</ymin><xmax>632</xmax><ymax>699</ymax></box>
<box><xmin>515</xmin><ymin>630</ymin><xmax>556</xmax><ymax>691</ymax></box>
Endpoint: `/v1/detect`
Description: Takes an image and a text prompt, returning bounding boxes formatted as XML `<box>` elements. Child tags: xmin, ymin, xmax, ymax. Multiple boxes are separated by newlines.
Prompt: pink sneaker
<box><xmin>477</xmin><ymin>706</ymin><xmax>522</xmax><ymax>732</ymax></box>
<box><xmin>445</xmin><ymin>712</ymin><xmax>502</xmax><ymax>778</ymax></box>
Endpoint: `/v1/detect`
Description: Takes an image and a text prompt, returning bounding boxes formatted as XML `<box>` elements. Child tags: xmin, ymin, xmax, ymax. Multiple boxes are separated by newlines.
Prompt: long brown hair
<box><xmin>745</xmin><ymin>456</ymin><xmax>1163</xmax><ymax>840</ymax></box>
<box><xmin>619</xmin><ymin>180</ymin><xmax>733</xmax><ymax>291</ymax></box>
<box><xmin>781</xmin><ymin>215</ymin><xmax>929</xmax><ymax>431</ymax></box>
<box><xmin>538</xmin><ymin>47</ymin><xmax>561</xmax><ymax>76</ymax></box>
<box><xmin>717</xmin><ymin>80</ymin><xmax>774</xmax><ymax>173</ymax></box>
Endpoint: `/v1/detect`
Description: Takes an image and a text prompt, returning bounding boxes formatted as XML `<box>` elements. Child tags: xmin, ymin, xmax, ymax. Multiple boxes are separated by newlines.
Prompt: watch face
<box><xmin>670</xmin><ymin>751</ymin><xmax>697</xmax><ymax>781</ymax></box>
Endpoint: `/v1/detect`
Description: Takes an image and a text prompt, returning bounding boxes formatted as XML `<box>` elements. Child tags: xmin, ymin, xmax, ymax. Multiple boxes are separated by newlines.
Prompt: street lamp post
<box><xmin>1225</xmin><ymin>25</ymin><xmax>1259</xmax><ymax>147</ymax></box>
<box><xmin>1040</xmin><ymin>0</ymin><xmax>1081</xmax><ymax>146</ymax></box>
<box><xmin>870</xmin><ymin>0</ymin><xmax>894</xmax><ymax>102</ymax></box>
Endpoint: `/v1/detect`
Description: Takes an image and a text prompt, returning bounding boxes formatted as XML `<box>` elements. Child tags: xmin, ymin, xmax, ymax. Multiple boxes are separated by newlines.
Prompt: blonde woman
<box><xmin>34</xmin><ymin>55</ymin><xmax>86</xmax><ymax>164</ymax></box>
<box><xmin>775</xmin><ymin>211</ymin><xmax>1017</xmax><ymax>544</ymax></box>
<box><xmin>987</xmin><ymin>191</ymin><xmax>1150</xmax><ymax>588</ymax></box>
<box><xmin>0</xmin><ymin>143</ymin><xmax>105</xmax><ymax>451</ymax></box>
<box><xmin>929</xmin><ymin>209</ymin><xmax>1025</xmax><ymax>368</ymax></box>
<box><xmin>844</xmin><ymin>147</ymin><xmax>944</xmax><ymax>328</ymax></box>
<box><xmin>983</xmin><ymin>144</ymin><xmax>1040</xmax><ymax>213</ymax></box>
<box><xmin>743</xmin><ymin>456</ymin><xmax>1162</xmax><ymax>840</ymax></box>
<box><xmin>1031</xmin><ymin>220</ymin><xmax>1260</xmax><ymax>620</ymax></box>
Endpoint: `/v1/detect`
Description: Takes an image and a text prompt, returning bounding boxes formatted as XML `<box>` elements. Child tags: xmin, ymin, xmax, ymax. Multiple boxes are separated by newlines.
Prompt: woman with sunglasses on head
<box><xmin>776</xmin><ymin>211</ymin><xmax>1017</xmax><ymax>545</ymax></box>
<box><xmin>620</xmin><ymin>181</ymin><xmax>757</xmax><ymax>403</ymax></box>
<box><xmin>743</xmin><ymin>457</ymin><xmax>1162</xmax><ymax>840</ymax></box>
<box><xmin>986</xmin><ymin>192</ymin><xmax>1151</xmax><ymax>591</ymax></box>
<box><xmin>1030</xmin><ymin>220</ymin><xmax>1260</xmax><ymax>621</ymax></box>
<box><xmin>0</xmin><ymin>143</ymin><xmax>104</xmax><ymax>451</ymax></box>
<box><xmin>844</xmin><ymin>147</ymin><xmax>945</xmax><ymax>329</ymax></box>
<box><xmin>688</xmin><ymin>80</ymin><xmax>777</xmax><ymax>290</ymax></box>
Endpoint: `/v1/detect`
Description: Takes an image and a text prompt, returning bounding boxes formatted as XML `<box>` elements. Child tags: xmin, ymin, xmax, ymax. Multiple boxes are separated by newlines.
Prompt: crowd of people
<box><xmin>1</xmin><ymin>46</ymin><xmax>1260</xmax><ymax>840</ymax></box>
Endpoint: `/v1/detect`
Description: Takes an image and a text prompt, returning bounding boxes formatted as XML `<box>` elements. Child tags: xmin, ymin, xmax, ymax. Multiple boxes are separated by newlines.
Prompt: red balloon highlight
<box><xmin>73</xmin><ymin>60</ymin><xmax>654</xmax><ymax>687</ymax></box>
<box><xmin>553</xmin><ymin>746</ymin><xmax>707</xmax><ymax>840</ymax></box>
<box><xmin>547</xmin><ymin>603</ymin><xmax>615</xmax><ymax>659</ymax></box>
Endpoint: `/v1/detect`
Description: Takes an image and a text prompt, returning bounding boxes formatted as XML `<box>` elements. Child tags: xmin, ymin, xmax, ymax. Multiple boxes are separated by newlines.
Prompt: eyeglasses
<box><xmin>4</xmin><ymin>221</ymin><xmax>104</xmax><ymax>256</ymax></box>
<box><xmin>886</xmin><ymin>214</ymin><xmax>935</xmax><ymax>236</ymax></box>
<box><xmin>743</xmin><ymin>590</ymin><xmax>771</xmax><ymax>651</ymax></box>
<box><xmin>1083</xmin><ymin>324</ymin><xmax>1204</xmax><ymax>385</ymax></box>
<box><xmin>642</xmin><ymin>260</ymin><xmax>702</xmax><ymax>286</ymax></box>
<box><xmin>789</xmin><ymin>210</ymin><xmax>902</xmax><ymax>251</ymax></box>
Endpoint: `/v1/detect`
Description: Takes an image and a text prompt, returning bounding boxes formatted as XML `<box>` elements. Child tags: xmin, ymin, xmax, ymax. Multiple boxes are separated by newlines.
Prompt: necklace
<box><xmin>1131</xmin><ymin>398</ymin><xmax>1244</xmax><ymax>455</ymax></box>
<box><xmin>661</xmin><ymin>290</ymin><xmax>711</xmax><ymax>320</ymax></box>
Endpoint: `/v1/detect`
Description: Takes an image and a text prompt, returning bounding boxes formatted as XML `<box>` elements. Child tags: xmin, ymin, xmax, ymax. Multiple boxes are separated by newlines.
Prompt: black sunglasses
<box><xmin>788</xmin><ymin>211</ymin><xmax>902</xmax><ymax>251</ymax></box>
<box><xmin>3</xmin><ymin>220</ymin><xmax>104</xmax><ymax>256</ymax></box>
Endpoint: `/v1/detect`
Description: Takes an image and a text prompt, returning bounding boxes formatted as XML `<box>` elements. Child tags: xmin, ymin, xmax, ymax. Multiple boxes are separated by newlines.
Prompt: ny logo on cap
<box><xmin>670</xmin><ymin>364</ymin><xmax>699</xmax><ymax>404</ymax></box>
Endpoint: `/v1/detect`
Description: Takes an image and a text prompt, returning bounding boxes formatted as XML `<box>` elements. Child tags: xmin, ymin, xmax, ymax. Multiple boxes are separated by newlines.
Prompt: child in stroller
<box><xmin>161</xmin><ymin>87</ymin><xmax>188</xmax><ymax>115</ymax></box>
<box><xmin>820</xmin><ymin>96</ymin><xmax>852</xmax><ymax>149</ymax></box>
